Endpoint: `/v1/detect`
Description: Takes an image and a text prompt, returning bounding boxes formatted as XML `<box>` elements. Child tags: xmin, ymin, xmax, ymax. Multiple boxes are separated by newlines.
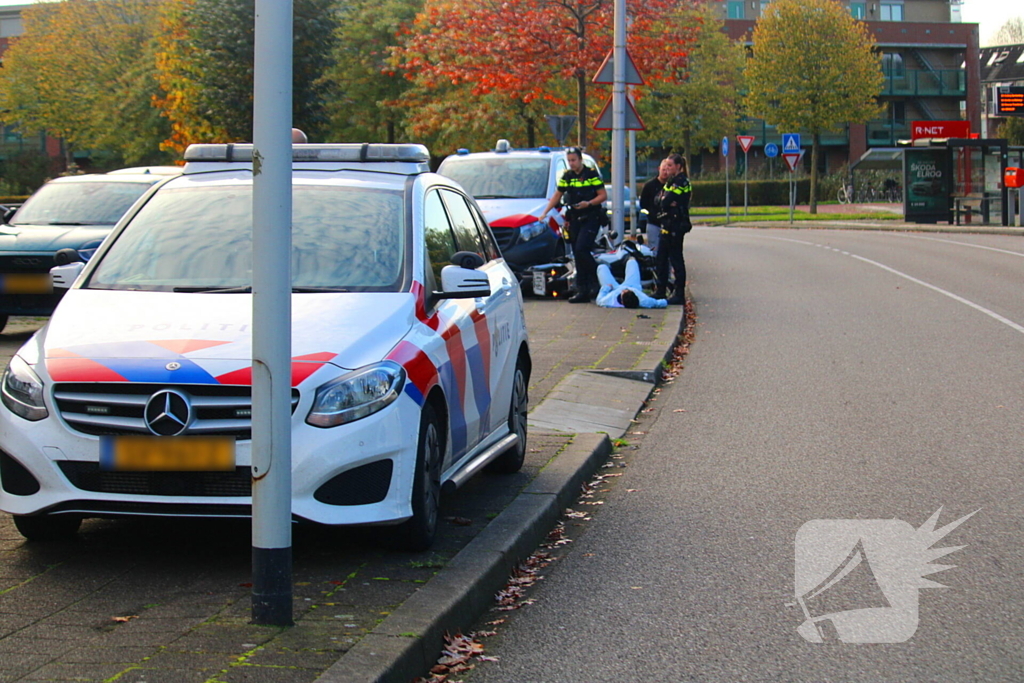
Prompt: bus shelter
<box><xmin>896</xmin><ymin>137</ymin><xmax>1010</xmax><ymax>226</ymax></box>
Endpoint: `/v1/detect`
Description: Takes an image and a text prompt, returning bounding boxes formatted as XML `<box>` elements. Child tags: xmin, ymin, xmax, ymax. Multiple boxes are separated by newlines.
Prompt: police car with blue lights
<box><xmin>0</xmin><ymin>143</ymin><xmax>530</xmax><ymax>550</ymax></box>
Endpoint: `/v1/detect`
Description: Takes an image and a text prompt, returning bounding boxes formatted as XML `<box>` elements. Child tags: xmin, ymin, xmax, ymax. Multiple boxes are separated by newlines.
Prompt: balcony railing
<box><xmin>882</xmin><ymin>68</ymin><xmax>965</xmax><ymax>97</ymax></box>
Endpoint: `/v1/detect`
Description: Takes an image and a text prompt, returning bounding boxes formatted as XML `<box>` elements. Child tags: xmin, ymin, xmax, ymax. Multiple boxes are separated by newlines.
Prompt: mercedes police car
<box><xmin>0</xmin><ymin>143</ymin><xmax>530</xmax><ymax>550</ymax></box>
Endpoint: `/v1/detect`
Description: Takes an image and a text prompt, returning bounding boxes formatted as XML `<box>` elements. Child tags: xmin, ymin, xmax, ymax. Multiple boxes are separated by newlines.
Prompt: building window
<box><xmin>850</xmin><ymin>3</ymin><xmax>866</xmax><ymax>19</ymax></box>
<box><xmin>0</xmin><ymin>18</ymin><xmax>22</xmax><ymax>38</ymax></box>
<box><xmin>882</xmin><ymin>52</ymin><xmax>904</xmax><ymax>77</ymax></box>
<box><xmin>880</xmin><ymin>3</ymin><xmax>903</xmax><ymax>21</ymax></box>
<box><xmin>728</xmin><ymin>1</ymin><xmax>745</xmax><ymax>19</ymax></box>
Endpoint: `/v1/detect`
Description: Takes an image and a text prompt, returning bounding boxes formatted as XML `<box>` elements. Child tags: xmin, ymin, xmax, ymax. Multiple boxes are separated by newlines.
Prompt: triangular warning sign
<box><xmin>593</xmin><ymin>96</ymin><xmax>645</xmax><ymax>131</ymax></box>
<box><xmin>783</xmin><ymin>150</ymin><xmax>804</xmax><ymax>172</ymax></box>
<box><xmin>592</xmin><ymin>49</ymin><xmax>645</xmax><ymax>86</ymax></box>
<box><xmin>736</xmin><ymin>135</ymin><xmax>755</xmax><ymax>153</ymax></box>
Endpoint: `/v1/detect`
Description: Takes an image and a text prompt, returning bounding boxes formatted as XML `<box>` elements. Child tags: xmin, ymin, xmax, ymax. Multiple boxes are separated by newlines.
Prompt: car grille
<box><xmin>490</xmin><ymin>226</ymin><xmax>517</xmax><ymax>252</ymax></box>
<box><xmin>57</xmin><ymin>462</ymin><xmax>251</xmax><ymax>497</ymax></box>
<box><xmin>52</xmin><ymin>383</ymin><xmax>299</xmax><ymax>439</ymax></box>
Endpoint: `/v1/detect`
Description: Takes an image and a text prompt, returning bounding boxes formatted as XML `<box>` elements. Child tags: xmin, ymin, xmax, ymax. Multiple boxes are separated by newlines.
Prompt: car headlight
<box><xmin>2</xmin><ymin>356</ymin><xmax>48</xmax><ymax>421</ymax></box>
<box><xmin>519</xmin><ymin>220</ymin><xmax>548</xmax><ymax>242</ymax></box>
<box><xmin>306</xmin><ymin>361</ymin><xmax>405</xmax><ymax>428</ymax></box>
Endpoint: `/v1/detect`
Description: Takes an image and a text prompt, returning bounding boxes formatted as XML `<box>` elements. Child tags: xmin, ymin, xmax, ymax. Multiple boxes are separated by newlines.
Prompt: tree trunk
<box><xmin>682</xmin><ymin>129</ymin><xmax>692</xmax><ymax>173</ymax></box>
<box><xmin>387</xmin><ymin>119</ymin><xmax>395</xmax><ymax>144</ymax></box>
<box><xmin>810</xmin><ymin>132</ymin><xmax>820</xmax><ymax>214</ymax></box>
<box><xmin>577</xmin><ymin>71</ymin><xmax>587</xmax><ymax>148</ymax></box>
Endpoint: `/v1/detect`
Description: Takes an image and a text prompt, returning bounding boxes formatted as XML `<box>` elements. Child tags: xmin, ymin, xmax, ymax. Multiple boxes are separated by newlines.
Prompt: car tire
<box><xmin>390</xmin><ymin>403</ymin><xmax>443</xmax><ymax>551</ymax></box>
<box><xmin>13</xmin><ymin>514</ymin><xmax>82</xmax><ymax>542</ymax></box>
<box><xmin>488</xmin><ymin>358</ymin><xmax>528</xmax><ymax>474</ymax></box>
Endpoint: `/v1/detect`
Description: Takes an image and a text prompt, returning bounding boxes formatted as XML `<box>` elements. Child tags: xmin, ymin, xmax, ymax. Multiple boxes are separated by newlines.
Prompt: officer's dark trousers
<box><xmin>655</xmin><ymin>227</ymin><xmax>686</xmax><ymax>296</ymax></box>
<box><xmin>569</xmin><ymin>216</ymin><xmax>601</xmax><ymax>296</ymax></box>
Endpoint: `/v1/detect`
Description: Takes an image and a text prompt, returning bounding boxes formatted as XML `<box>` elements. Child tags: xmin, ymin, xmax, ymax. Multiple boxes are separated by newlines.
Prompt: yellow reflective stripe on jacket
<box><xmin>663</xmin><ymin>179</ymin><xmax>692</xmax><ymax>196</ymax></box>
<box><xmin>557</xmin><ymin>175</ymin><xmax>604</xmax><ymax>191</ymax></box>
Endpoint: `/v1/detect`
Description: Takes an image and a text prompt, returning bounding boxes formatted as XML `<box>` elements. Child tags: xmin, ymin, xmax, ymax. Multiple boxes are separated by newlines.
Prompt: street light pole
<box><xmin>251</xmin><ymin>0</ymin><xmax>294</xmax><ymax>626</ymax></box>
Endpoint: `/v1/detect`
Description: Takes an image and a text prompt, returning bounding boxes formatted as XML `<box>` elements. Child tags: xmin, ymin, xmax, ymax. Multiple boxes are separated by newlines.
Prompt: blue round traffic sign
<box><xmin>721</xmin><ymin>137</ymin><xmax>729</xmax><ymax>157</ymax></box>
<box><xmin>765</xmin><ymin>143</ymin><xmax>779</xmax><ymax>158</ymax></box>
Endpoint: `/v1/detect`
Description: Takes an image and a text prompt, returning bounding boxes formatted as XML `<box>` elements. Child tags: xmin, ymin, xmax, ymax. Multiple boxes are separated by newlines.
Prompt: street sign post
<box><xmin>765</xmin><ymin>142</ymin><xmax>779</xmax><ymax>180</ymax></box>
<box><xmin>783</xmin><ymin>150</ymin><xmax>805</xmax><ymax>225</ymax></box>
<box><xmin>722</xmin><ymin>137</ymin><xmax>730</xmax><ymax>225</ymax></box>
<box><xmin>737</xmin><ymin>136</ymin><xmax>754</xmax><ymax>215</ymax></box>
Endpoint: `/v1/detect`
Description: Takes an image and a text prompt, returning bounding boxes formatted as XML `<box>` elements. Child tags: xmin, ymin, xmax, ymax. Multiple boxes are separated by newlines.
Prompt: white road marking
<box><xmin>887</xmin><ymin>233</ymin><xmax>1024</xmax><ymax>258</ymax></box>
<box><xmin>759</xmin><ymin>234</ymin><xmax>1024</xmax><ymax>337</ymax></box>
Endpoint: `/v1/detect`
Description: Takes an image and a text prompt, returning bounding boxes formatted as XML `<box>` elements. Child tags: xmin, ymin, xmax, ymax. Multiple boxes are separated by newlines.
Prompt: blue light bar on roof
<box><xmin>183</xmin><ymin>143</ymin><xmax>430</xmax><ymax>164</ymax></box>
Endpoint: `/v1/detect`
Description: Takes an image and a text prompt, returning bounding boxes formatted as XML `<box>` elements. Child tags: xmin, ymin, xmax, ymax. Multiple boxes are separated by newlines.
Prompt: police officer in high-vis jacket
<box><xmin>652</xmin><ymin>153</ymin><xmax>692</xmax><ymax>305</ymax></box>
<box><xmin>537</xmin><ymin>147</ymin><xmax>607</xmax><ymax>303</ymax></box>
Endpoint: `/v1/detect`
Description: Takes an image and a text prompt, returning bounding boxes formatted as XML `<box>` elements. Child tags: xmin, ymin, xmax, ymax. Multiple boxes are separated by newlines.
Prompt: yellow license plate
<box><xmin>100</xmin><ymin>436</ymin><xmax>236</xmax><ymax>472</ymax></box>
<box><xmin>2</xmin><ymin>273</ymin><xmax>52</xmax><ymax>294</ymax></box>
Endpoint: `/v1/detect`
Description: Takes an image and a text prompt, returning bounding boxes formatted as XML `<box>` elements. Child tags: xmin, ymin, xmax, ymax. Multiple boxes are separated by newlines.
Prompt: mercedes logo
<box><xmin>166</xmin><ymin>362</ymin><xmax>181</xmax><ymax>371</ymax></box>
<box><xmin>144</xmin><ymin>389</ymin><xmax>193</xmax><ymax>436</ymax></box>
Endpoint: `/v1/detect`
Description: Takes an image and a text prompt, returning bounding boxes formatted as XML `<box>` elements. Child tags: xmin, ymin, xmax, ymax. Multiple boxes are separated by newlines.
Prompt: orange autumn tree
<box><xmin>394</xmin><ymin>0</ymin><xmax>698</xmax><ymax>150</ymax></box>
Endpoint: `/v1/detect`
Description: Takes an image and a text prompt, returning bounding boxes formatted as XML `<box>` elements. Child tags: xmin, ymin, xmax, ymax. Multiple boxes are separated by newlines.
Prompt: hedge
<box><xmin>687</xmin><ymin>179</ymin><xmax>811</xmax><ymax>207</ymax></box>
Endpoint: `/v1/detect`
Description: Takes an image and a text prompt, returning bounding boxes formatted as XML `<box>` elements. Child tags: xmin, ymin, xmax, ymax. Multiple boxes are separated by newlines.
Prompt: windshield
<box><xmin>86</xmin><ymin>184</ymin><xmax>406</xmax><ymax>292</ymax></box>
<box><xmin>12</xmin><ymin>181</ymin><xmax>155</xmax><ymax>226</ymax></box>
<box><xmin>438</xmin><ymin>157</ymin><xmax>550</xmax><ymax>199</ymax></box>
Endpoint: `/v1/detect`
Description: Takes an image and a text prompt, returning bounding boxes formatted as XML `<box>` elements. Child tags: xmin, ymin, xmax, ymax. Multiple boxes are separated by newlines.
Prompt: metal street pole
<box><xmin>251</xmin><ymin>0</ymin><xmax>294</xmax><ymax>626</ymax></box>
<box><xmin>611</xmin><ymin>0</ymin><xmax>626</xmax><ymax>241</ymax></box>
<box><xmin>743</xmin><ymin>150</ymin><xmax>749</xmax><ymax>216</ymax></box>
<box><xmin>628</xmin><ymin>87</ymin><xmax>637</xmax><ymax>238</ymax></box>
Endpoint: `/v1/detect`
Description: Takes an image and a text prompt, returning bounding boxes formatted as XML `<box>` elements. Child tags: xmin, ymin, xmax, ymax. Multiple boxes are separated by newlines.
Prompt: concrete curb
<box><xmin>316</xmin><ymin>433</ymin><xmax>612</xmax><ymax>683</ymax></box>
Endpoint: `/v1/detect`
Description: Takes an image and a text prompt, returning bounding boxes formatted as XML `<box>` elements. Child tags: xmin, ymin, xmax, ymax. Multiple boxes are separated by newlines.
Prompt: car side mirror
<box><xmin>2</xmin><ymin>207</ymin><xmax>15</xmax><ymax>224</ymax></box>
<box><xmin>451</xmin><ymin>250</ymin><xmax>485</xmax><ymax>270</ymax></box>
<box><xmin>438</xmin><ymin>265</ymin><xmax>491</xmax><ymax>299</ymax></box>
<box><xmin>54</xmin><ymin>248</ymin><xmax>83</xmax><ymax>266</ymax></box>
<box><xmin>50</xmin><ymin>262</ymin><xmax>85</xmax><ymax>290</ymax></box>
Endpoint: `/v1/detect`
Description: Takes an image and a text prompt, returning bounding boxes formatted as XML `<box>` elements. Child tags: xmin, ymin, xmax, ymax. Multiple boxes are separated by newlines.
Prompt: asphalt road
<box><xmin>464</xmin><ymin>227</ymin><xmax>1024</xmax><ymax>682</ymax></box>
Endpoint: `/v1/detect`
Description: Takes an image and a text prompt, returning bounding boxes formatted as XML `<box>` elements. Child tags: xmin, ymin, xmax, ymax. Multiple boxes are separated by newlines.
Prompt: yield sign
<box><xmin>736</xmin><ymin>135</ymin><xmax>755</xmax><ymax>153</ymax></box>
<box><xmin>783</xmin><ymin>150</ymin><xmax>805</xmax><ymax>172</ymax></box>
<box><xmin>592</xmin><ymin>49</ymin><xmax>645</xmax><ymax>85</ymax></box>
<box><xmin>593</xmin><ymin>96</ymin><xmax>645</xmax><ymax>131</ymax></box>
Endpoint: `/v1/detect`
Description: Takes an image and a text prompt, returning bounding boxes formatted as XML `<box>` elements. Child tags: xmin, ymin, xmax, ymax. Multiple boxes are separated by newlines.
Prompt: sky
<box><xmin>0</xmin><ymin>0</ymin><xmax>1019</xmax><ymax>47</ymax></box>
<box><xmin>960</xmin><ymin>1</ymin><xmax>1022</xmax><ymax>46</ymax></box>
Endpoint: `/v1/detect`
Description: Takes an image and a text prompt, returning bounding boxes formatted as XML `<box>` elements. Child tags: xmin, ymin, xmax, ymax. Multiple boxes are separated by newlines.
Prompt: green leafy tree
<box><xmin>745</xmin><ymin>0</ymin><xmax>882</xmax><ymax>212</ymax></box>
<box><xmin>327</xmin><ymin>0</ymin><xmax>422</xmax><ymax>143</ymax></box>
<box><xmin>0</xmin><ymin>0</ymin><xmax>171</xmax><ymax>167</ymax></box>
<box><xmin>995</xmin><ymin>117</ymin><xmax>1024</xmax><ymax>146</ymax></box>
<box><xmin>638</xmin><ymin>3</ymin><xmax>745</xmax><ymax>164</ymax></box>
<box><xmin>153</xmin><ymin>0</ymin><xmax>338</xmax><ymax>151</ymax></box>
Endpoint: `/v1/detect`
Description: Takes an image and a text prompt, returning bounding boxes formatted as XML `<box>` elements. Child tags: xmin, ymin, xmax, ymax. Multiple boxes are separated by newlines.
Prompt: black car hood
<box><xmin>0</xmin><ymin>223</ymin><xmax>113</xmax><ymax>253</ymax></box>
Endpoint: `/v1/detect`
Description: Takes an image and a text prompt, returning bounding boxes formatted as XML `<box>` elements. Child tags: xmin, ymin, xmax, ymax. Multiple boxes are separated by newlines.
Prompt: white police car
<box><xmin>0</xmin><ymin>143</ymin><xmax>530</xmax><ymax>550</ymax></box>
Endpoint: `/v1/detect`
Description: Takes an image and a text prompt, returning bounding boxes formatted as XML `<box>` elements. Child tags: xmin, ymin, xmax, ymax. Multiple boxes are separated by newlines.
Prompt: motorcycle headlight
<box><xmin>306</xmin><ymin>361</ymin><xmax>405</xmax><ymax>428</ymax></box>
<box><xmin>519</xmin><ymin>220</ymin><xmax>548</xmax><ymax>242</ymax></box>
<box><xmin>1</xmin><ymin>356</ymin><xmax>48</xmax><ymax>421</ymax></box>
